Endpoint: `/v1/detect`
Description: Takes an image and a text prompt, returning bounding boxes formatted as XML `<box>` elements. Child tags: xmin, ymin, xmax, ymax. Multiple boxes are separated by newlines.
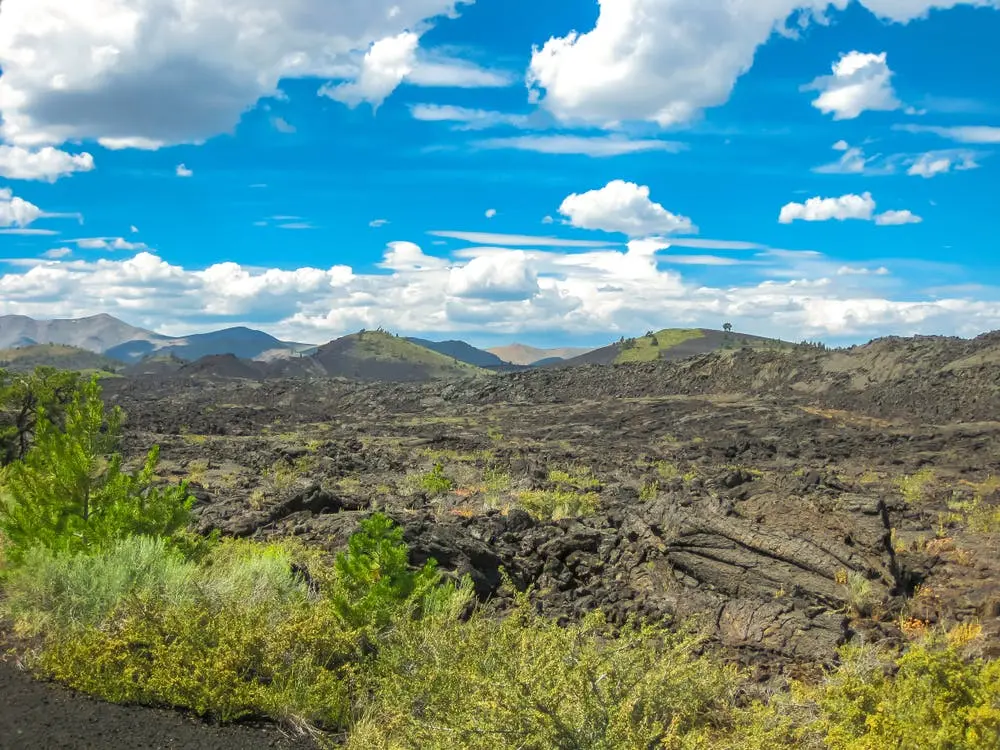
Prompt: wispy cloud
<box><xmin>474</xmin><ymin>135</ymin><xmax>686</xmax><ymax>157</ymax></box>
<box><xmin>894</xmin><ymin>124</ymin><xmax>1000</xmax><ymax>143</ymax></box>
<box><xmin>428</xmin><ymin>231</ymin><xmax>617</xmax><ymax>248</ymax></box>
<box><xmin>408</xmin><ymin>104</ymin><xmax>530</xmax><ymax>130</ymax></box>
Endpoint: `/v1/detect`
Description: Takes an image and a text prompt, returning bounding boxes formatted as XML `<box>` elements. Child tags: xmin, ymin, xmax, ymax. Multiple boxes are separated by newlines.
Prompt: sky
<box><xmin>0</xmin><ymin>0</ymin><xmax>999</xmax><ymax>349</ymax></box>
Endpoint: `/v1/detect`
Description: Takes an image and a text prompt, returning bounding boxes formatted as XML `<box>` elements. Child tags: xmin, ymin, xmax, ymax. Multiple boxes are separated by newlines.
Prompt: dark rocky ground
<box><xmin>0</xmin><ymin>658</ymin><xmax>311</xmax><ymax>749</ymax></box>
<box><xmin>4</xmin><ymin>332</ymin><xmax>1000</xmax><ymax>745</ymax></box>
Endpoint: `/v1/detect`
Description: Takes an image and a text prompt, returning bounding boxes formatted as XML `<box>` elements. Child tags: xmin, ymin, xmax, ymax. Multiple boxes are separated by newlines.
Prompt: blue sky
<box><xmin>1</xmin><ymin>0</ymin><xmax>998</xmax><ymax>348</ymax></box>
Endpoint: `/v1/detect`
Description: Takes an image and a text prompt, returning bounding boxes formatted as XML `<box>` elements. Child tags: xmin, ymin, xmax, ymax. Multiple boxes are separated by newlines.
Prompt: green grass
<box><xmin>349</xmin><ymin>331</ymin><xmax>490</xmax><ymax>377</ymax></box>
<box><xmin>614</xmin><ymin>328</ymin><xmax>704</xmax><ymax>363</ymax></box>
<box><xmin>0</xmin><ymin>344</ymin><xmax>122</xmax><ymax>375</ymax></box>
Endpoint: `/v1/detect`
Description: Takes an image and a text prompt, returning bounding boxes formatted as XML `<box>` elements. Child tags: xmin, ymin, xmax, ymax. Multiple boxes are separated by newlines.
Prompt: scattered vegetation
<box><xmin>2</xmin><ymin>370</ymin><xmax>999</xmax><ymax>748</ymax></box>
<box><xmin>418</xmin><ymin>462</ymin><xmax>455</xmax><ymax>497</ymax></box>
<box><xmin>897</xmin><ymin>468</ymin><xmax>936</xmax><ymax>504</ymax></box>
<box><xmin>615</xmin><ymin>328</ymin><xmax>704</xmax><ymax>364</ymax></box>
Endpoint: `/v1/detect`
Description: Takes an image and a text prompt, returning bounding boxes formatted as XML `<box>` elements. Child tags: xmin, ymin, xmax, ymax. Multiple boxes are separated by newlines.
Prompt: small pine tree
<box><xmin>0</xmin><ymin>376</ymin><xmax>193</xmax><ymax>564</ymax></box>
<box><xmin>330</xmin><ymin>513</ymin><xmax>440</xmax><ymax>630</ymax></box>
<box><xmin>0</xmin><ymin>367</ymin><xmax>81</xmax><ymax>466</ymax></box>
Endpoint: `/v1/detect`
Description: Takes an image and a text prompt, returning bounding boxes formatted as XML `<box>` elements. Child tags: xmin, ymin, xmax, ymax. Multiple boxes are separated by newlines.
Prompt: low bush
<box><xmin>348</xmin><ymin>603</ymin><xmax>739</xmax><ymax>750</ymax></box>
<box><xmin>517</xmin><ymin>488</ymin><xmax>599</xmax><ymax>520</ymax></box>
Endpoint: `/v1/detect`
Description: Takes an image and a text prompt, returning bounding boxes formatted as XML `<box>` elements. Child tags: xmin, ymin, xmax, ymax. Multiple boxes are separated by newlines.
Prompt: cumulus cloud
<box><xmin>0</xmin><ymin>0</ymin><xmax>474</xmax><ymax>147</ymax></box>
<box><xmin>0</xmin><ymin>187</ymin><xmax>44</xmax><ymax>227</ymax></box>
<box><xmin>874</xmin><ymin>209</ymin><xmax>923</xmax><ymax>225</ymax></box>
<box><xmin>2</xmin><ymin>241</ymin><xmax>997</xmax><ymax>344</ymax></box>
<box><xmin>0</xmin><ymin>146</ymin><xmax>95</xmax><ymax>182</ymax></box>
<box><xmin>779</xmin><ymin>192</ymin><xmax>877</xmax><ymax>223</ymax></box>
<box><xmin>321</xmin><ymin>32</ymin><xmax>419</xmax><ymax>109</ymax></box>
<box><xmin>447</xmin><ymin>251</ymin><xmax>538</xmax><ymax>301</ymax></box>
<box><xmin>779</xmin><ymin>192</ymin><xmax>922</xmax><ymax>226</ymax></box>
<box><xmin>42</xmin><ymin>247</ymin><xmax>73</xmax><ymax>259</ymax></box>
<box><xmin>804</xmin><ymin>51</ymin><xmax>901</xmax><ymax>119</ymax></box>
<box><xmin>485</xmin><ymin>209</ymin><xmax>497</xmax><ymax>219</ymax></box>
<box><xmin>558</xmin><ymin>181</ymin><xmax>697</xmax><ymax>237</ymax></box>
<box><xmin>524</xmin><ymin>1</ymin><xmax>994</xmax><ymax>128</ymax></box>
<box><xmin>176</xmin><ymin>164</ymin><xmax>193</xmax><ymax>178</ymax></box>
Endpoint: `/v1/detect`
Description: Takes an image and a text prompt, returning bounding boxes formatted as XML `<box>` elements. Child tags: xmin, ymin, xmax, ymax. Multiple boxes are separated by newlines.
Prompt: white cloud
<box><xmin>907</xmin><ymin>150</ymin><xmax>979</xmax><ymax>177</ymax></box>
<box><xmin>271</xmin><ymin>117</ymin><xmax>296</xmax><ymax>134</ymax></box>
<box><xmin>813</xmin><ymin>143</ymin><xmax>875</xmax><ymax>174</ymax></box>
<box><xmin>0</xmin><ymin>228</ymin><xmax>58</xmax><ymax>236</ymax></box>
<box><xmin>129</xmin><ymin>225</ymin><xmax>139</xmax><ymax>233</ymax></box>
<box><xmin>874</xmin><ymin>209</ymin><xmax>923</xmax><ymax>225</ymax></box>
<box><xmin>2</xmin><ymin>240</ymin><xmax>999</xmax><ymax>343</ymax></box>
<box><xmin>907</xmin><ymin>155</ymin><xmax>952</xmax><ymax>178</ymax></box>
<box><xmin>0</xmin><ymin>146</ymin><xmax>95</xmax><ymax>182</ymax></box>
<box><xmin>485</xmin><ymin>209</ymin><xmax>497</xmax><ymax>219</ymax></box>
<box><xmin>369</xmin><ymin>219</ymin><xmax>390</xmax><ymax>228</ymax></box>
<box><xmin>320</xmin><ymin>32</ymin><xmax>419</xmax><ymax>109</ymax></box>
<box><xmin>408</xmin><ymin>104</ymin><xmax>530</xmax><ymax>129</ymax></box>
<box><xmin>542</xmin><ymin>216</ymin><xmax>554</xmax><ymax>224</ymax></box>
<box><xmin>779</xmin><ymin>192</ymin><xmax>924</xmax><ymax>226</ymax></box>
<box><xmin>779</xmin><ymin>192</ymin><xmax>877</xmax><ymax>223</ymax></box>
<box><xmin>0</xmin><ymin>187</ymin><xmax>44</xmax><ymax>227</ymax></box>
<box><xmin>558</xmin><ymin>180</ymin><xmax>697</xmax><ymax>237</ymax></box>
<box><xmin>804</xmin><ymin>51</ymin><xmax>900</xmax><ymax>120</ymax></box>
<box><xmin>42</xmin><ymin>247</ymin><xmax>73</xmax><ymax>259</ymax></box>
<box><xmin>524</xmin><ymin>1</ymin><xmax>994</xmax><ymax>128</ymax></box>
<box><xmin>378</xmin><ymin>241</ymin><xmax>448</xmax><ymax>271</ymax></box>
<box><xmin>659</xmin><ymin>255</ymin><xmax>745</xmax><ymax>266</ymax></box>
<box><xmin>894</xmin><ymin>124</ymin><xmax>1000</xmax><ymax>143</ymax></box>
<box><xmin>814</xmin><ymin>142</ymin><xmax>982</xmax><ymax>177</ymax></box>
<box><xmin>407</xmin><ymin>58</ymin><xmax>514</xmax><ymax>88</ymax></box>
<box><xmin>73</xmin><ymin>237</ymin><xmax>148</xmax><ymax>251</ymax></box>
<box><xmin>0</xmin><ymin>0</ymin><xmax>473</xmax><ymax>147</ymax></box>
<box><xmin>837</xmin><ymin>265</ymin><xmax>890</xmax><ymax>276</ymax></box>
<box><xmin>474</xmin><ymin>135</ymin><xmax>685</xmax><ymax>157</ymax></box>
<box><xmin>428</xmin><ymin>231</ymin><xmax>614</xmax><ymax>247</ymax></box>
<box><xmin>447</xmin><ymin>251</ymin><xmax>538</xmax><ymax>301</ymax></box>
<box><xmin>176</xmin><ymin>164</ymin><xmax>193</xmax><ymax>178</ymax></box>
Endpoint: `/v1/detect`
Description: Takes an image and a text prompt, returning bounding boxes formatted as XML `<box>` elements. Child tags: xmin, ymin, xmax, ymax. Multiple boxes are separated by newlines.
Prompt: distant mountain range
<box><xmin>0</xmin><ymin>314</ymin><xmax>794</xmax><ymax>382</ymax></box>
<box><xmin>0</xmin><ymin>314</ymin><xmax>310</xmax><ymax>363</ymax></box>
<box><xmin>486</xmin><ymin>343</ymin><xmax>595</xmax><ymax>366</ymax></box>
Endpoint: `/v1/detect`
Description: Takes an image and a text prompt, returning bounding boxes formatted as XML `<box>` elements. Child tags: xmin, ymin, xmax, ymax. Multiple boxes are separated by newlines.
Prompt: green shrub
<box><xmin>0</xmin><ymin>376</ymin><xmax>192</xmax><ymax>565</ymax></box>
<box><xmin>419</xmin><ymin>462</ymin><xmax>455</xmax><ymax>497</ymax></box>
<box><xmin>348</xmin><ymin>604</ymin><xmax>739</xmax><ymax>749</ymax></box>
<box><xmin>517</xmin><ymin>488</ymin><xmax>599</xmax><ymax>520</ymax></box>
<box><xmin>814</xmin><ymin>639</ymin><xmax>1000</xmax><ymax>749</ymax></box>
<box><xmin>330</xmin><ymin>512</ymin><xmax>444</xmax><ymax>632</ymax></box>
<box><xmin>26</xmin><ymin>536</ymin><xmax>354</xmax><ymax>729</ymax></box>
<box><xmin>38</xmin><ymin>590</ymin><xmax>354</xmax><ymax>728</ymax></box>
<box><xmin>2</xmin><ymin>536</ymin><xmax>193</xmax><ymax>635</ymax></box>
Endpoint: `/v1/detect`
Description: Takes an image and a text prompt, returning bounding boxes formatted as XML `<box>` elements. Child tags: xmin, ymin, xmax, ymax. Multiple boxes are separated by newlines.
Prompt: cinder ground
<box><xmin>3</xmin><ymin>333</ymin><xmax>1000</xmax><ymax>746</ymax></box>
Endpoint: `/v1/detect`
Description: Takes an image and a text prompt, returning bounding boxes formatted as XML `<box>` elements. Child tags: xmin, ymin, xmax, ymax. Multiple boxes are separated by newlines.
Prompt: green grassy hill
<box><xmin>551</xmin><ymin>328</ymin><xmax>798</xmax><ymax>368</ymax></box>
<box><xmin>615</xmin><ymin>329</ymin><xmax>706</xmax><ymax>363</ymax></box>
<box><xmin>0</xmin><ymin>344</ymin><xmax>124</xmax><ymax>376</ymax></box>
<box><xmin>308</xmin><ymin>330</ymin><xmax>490</xmax><ymax>381</ymax></box>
